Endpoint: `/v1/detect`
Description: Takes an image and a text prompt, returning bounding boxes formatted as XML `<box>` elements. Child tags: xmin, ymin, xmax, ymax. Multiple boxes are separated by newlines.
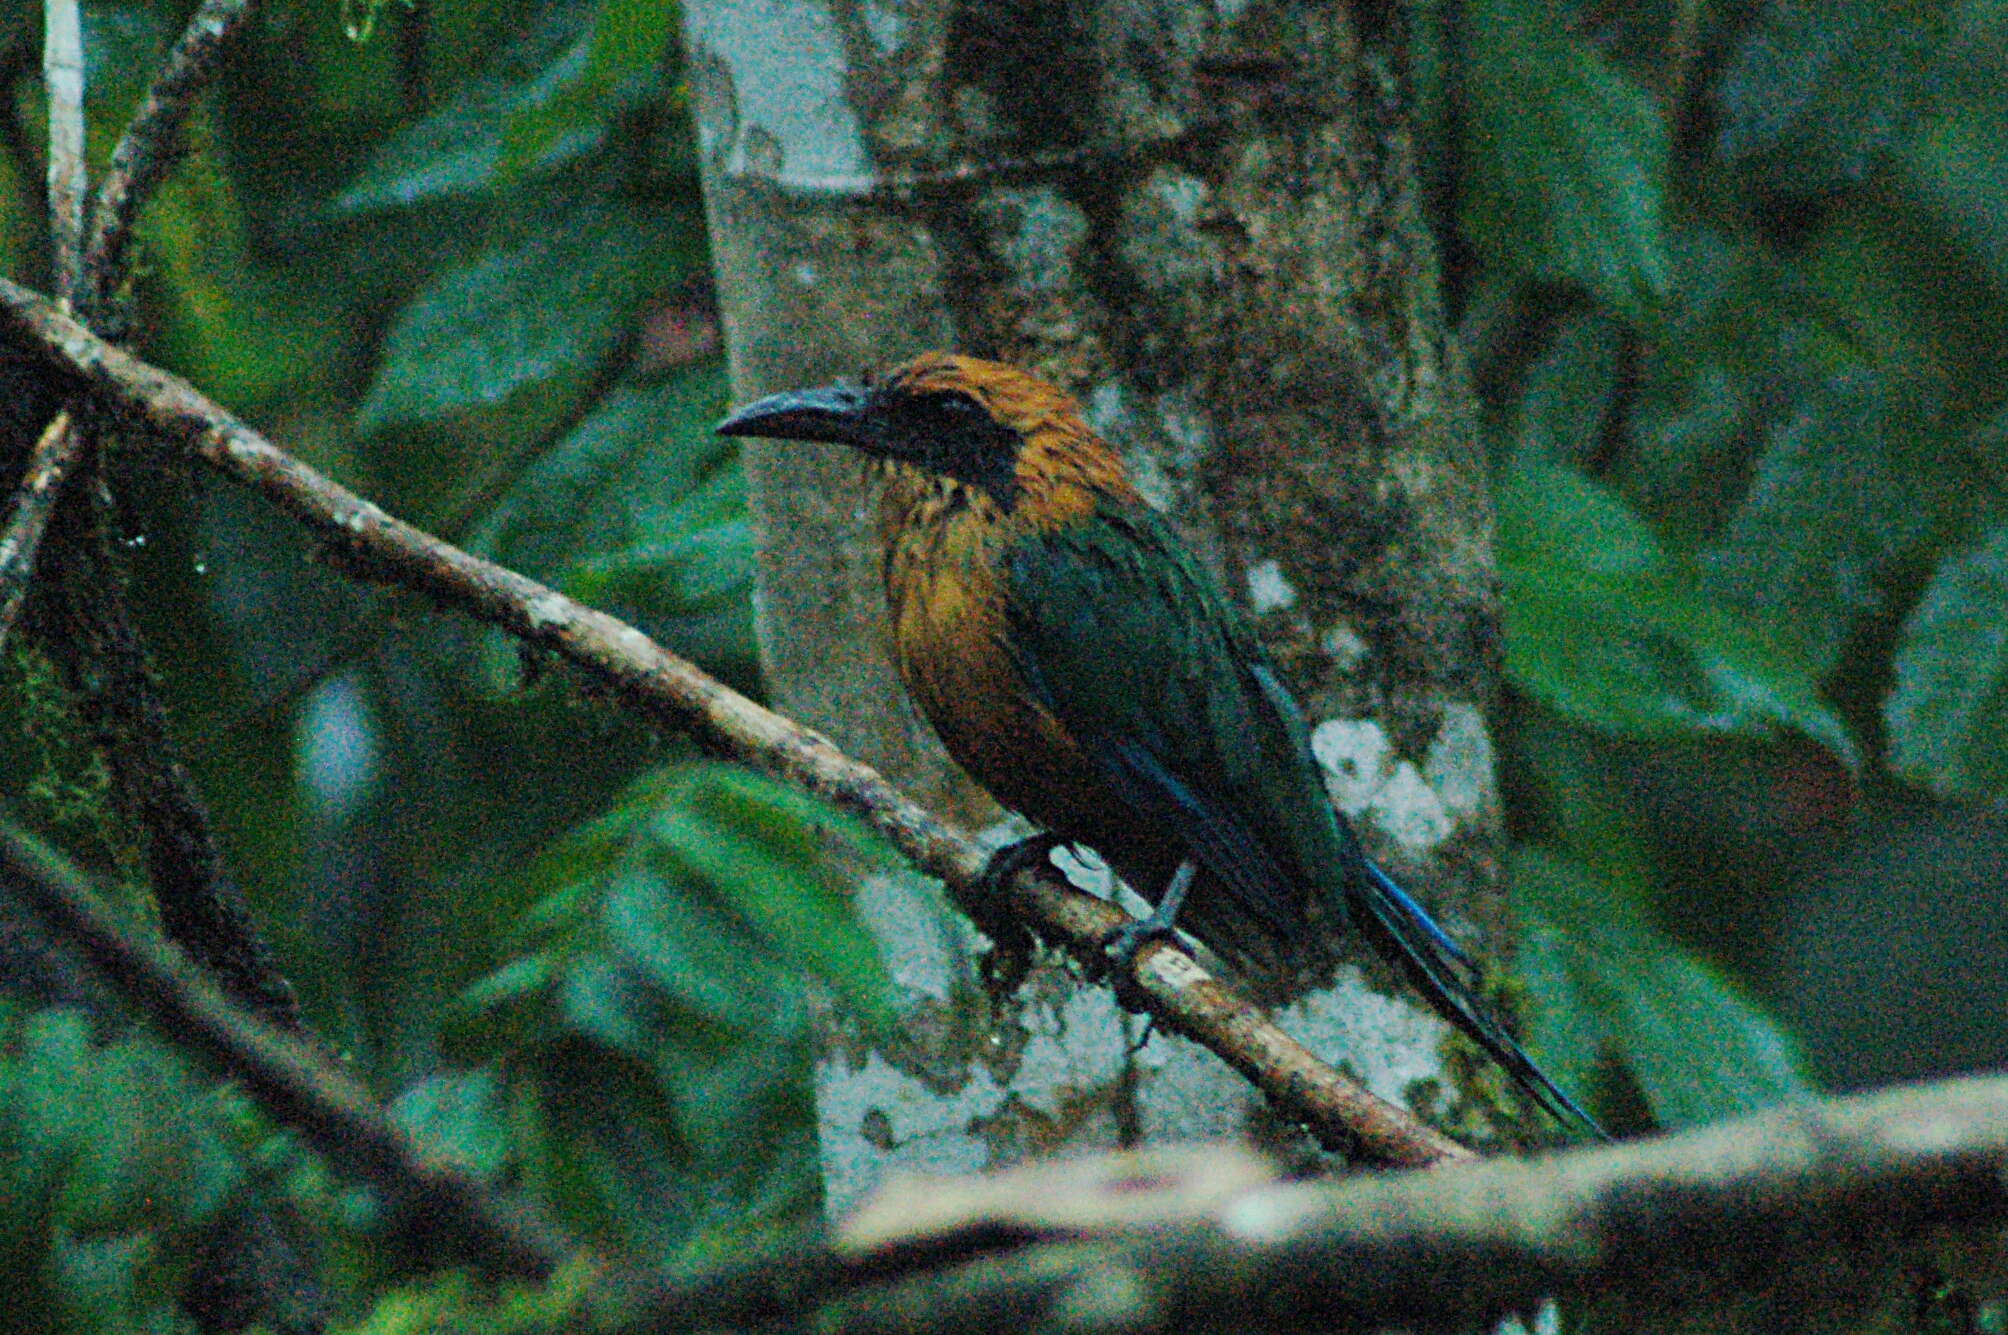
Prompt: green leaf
<box><xmin>1501</xmin><ymin>464</ymin><xmax>1860</xmax><ymax>766</ymax></box>
<box><xmin>457</xmin><ymin>762</ymin><xmax>892</xmax><ymax>1048</ymax></box>
<box><xmin>562</xmin><ymin>514</ymin><xmax>754</xmax><ymax>616</ymax></box>
<box><xmin>653</xmin><ymin>767</ymin><xmax>896</xmax><ymax>1030</ymax></box>
<box><xmin>335</xmin><ymin>1263</ymin><xmax>594</xmax><ymax>1335</ymax></box>
<box><xmin>1701</xmin><ymin>373</ymin><xmax>1943</xmax><ymax>675</ymax></box>
<box><xmin>1514</xmin><ymin>846</ymin><xmax>1811</xmax><ymax>1127</ymax></box>
<box><xmin>331</xmin><ymin>6</ymin><xmax>608</xmax><ymax>216</ymax></box>
<box><xmin>1459</xmin><ymin>0</ymin><xmax>1672</xmax><ymax>321</ymax></box>
<box><xmin>1716</xmin><ymin>0</ymin><xmax>1947</xmax><ymax>193</ymax></box>
<box><xmin>0</xmin><ymin>1004</ymin><xmax>269</xmax><ymax>1330</ymax></box>
<box><xmin>1507</xmin><ymin>311</ymin><xmax>1623</xmax><ymax>471</ymax></box>
<box><xmin>599</xmin><ymin>868</ymin><xmax>783</xmax><ymax>1034</ymax></box>
<box><xmin>472</xmin><ymin>366</ymin><xmax>734</xmax><ymax>567</ymax></box>
<box><xmin>1886</xmin><ymin>522</ymin><xmax>2008</xmax><ymax>800</ymax></box>
<box><xmin>501</xmin><ymin>0</ymin><xmax>677</xmax><ymax>181</ymax></box>
<box><xmin>355</xmin><ymin>184</ymin><xmax>688</xmax><ymax>431</ymax></box>
<box><xmin>143</xmin><ymin>143</ymin><xmax>340</xmax><ymax>409</ymax></box>
<box><xmin>442</xmin><ymin>763</ymin><xmax>866</xmax><ymax>1255</ymax></box>
<box><xmin>390</xmin><ymin>1069</ymin><xmax>510</xmax><ymax>1180</ymax></box>
<box><xmin>466</xmin><ymin>361</ymin><xmax>756</xmax><ymax>682</ymax></box>
<box><xmin>1901</xmin><ymin>107</ymin><xmax>2008</xmax><ymax>294</ymax></box>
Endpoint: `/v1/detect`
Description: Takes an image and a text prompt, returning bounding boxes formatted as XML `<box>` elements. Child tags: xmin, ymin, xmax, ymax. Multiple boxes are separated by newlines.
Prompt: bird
<box><xmin>717</xmin><ymin>351</ymin><xmax>1604</xmax><ymax>1139</ymax></box>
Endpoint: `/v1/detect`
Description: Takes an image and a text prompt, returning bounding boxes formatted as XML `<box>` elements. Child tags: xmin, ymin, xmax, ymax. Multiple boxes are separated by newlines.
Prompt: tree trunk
<box><xmin>684</xmin><ymin>0</ymin><xmax>1502</xmax><ymax>1216</ymax></box>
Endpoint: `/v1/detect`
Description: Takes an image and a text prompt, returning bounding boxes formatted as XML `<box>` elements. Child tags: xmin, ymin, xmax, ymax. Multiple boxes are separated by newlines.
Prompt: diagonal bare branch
<box><xmin>0</xmin><ymin>272</ymin><xmax>1472</xmax><ymax>1170</ymax></box>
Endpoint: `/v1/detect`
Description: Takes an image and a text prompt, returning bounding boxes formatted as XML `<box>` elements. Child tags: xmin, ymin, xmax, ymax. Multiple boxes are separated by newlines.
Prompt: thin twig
<box><xmin>0</xmin><ymin>274</ymin><xmax>1472</xmax><ymax>1170</ymax></box>
<box><xmin>80</xmin><ymin>0</ymin><xmax>258</xmax><ymax>319</ymax></box>
<box><xmin>40</xmin><ymin>0</ymin><xmax>86</xmax><ymax>303</ymax></box>
<box><xmin>0</xmin><ymin>818</ymin><xmax>575</xmax><ymax>1282</ymax></box>
<box><xmin>0</xmin><ymin>409</ymin><xmax>80</xmax><ymax>643</ymax></box>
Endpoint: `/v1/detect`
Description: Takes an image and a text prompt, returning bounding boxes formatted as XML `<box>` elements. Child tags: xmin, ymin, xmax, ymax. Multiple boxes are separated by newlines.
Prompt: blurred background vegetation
<box><xmin>1</xmin><ymin>0</ymin><xmax>2006</xmax><ymax>1328</ymax></box>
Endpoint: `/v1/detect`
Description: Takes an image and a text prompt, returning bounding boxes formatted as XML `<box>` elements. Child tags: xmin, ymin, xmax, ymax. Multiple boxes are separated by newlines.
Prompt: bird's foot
<box><xmin>977</xmin><ymin>832</ymin><xmax>1066</xmax><ymax>897</ymax></box>
<box><xmin>1100</xmin><ymin>914</ymin><xmax>1180</xmax><ymax>1013</ymax></box>
<box><xmin>964</xmin><ymin>833</ymin><xmax>1064</xmax><ymax>998</ymax></box>
<box><xmin>1100</xmin><ymin>862</ymin><xmax>1197</xmax><ymax>1014</ymax></box>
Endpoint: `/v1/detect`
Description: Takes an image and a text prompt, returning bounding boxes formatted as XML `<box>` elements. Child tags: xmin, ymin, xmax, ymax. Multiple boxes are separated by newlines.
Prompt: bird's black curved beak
<box><xmin>716</xmin><ymin>383</ymin><xmax>878</xmax><ymax>449</ymax></box>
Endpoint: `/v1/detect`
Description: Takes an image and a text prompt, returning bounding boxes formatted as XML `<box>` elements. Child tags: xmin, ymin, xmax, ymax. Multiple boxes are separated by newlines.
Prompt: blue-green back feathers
<box><xmin>1002</xmin><ymin>499</ymin><xmax>1606</xmax><ymax>1138</ymax></box>
<box><xmin>1002</xmin><ymin>503</ymin><xmax>1350</xmax><ymax>943</ymax></box>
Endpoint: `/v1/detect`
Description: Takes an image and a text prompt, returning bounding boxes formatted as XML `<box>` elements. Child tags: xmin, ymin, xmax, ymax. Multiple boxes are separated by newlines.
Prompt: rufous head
<box><xmin>716</xmin><ymin>352</ymin><xmax>1113</xmax><ymax>509</ymax></box>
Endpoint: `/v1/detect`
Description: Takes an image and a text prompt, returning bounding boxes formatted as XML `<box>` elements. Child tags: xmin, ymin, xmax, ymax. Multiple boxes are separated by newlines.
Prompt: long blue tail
<box><xmin>1357</xmin><ymin>860</ymin><xmax>1608</xmax><ymax>1140</ymax></box>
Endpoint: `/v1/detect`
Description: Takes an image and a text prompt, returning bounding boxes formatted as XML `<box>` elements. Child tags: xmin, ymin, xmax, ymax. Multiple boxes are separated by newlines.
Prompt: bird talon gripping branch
<box><xmin>719</xmin><ymin>352</ymin><xmax>1606</xmax><ymax>1141</ymax></box>
<box><xmin>962</xmin><ymin>832</ymin><xmax>1061</xmax><ymax>996</ymax></box>
<box><xmin>974</xmin><ymin>831</ymin><xmax>1066</xmax><ymax>913</ymax></box>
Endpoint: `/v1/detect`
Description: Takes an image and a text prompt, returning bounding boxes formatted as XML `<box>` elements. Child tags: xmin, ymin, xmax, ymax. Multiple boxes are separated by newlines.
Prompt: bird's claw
<box><xmin>976</xmin><ymin>833</ymin><xmax>1066</xmax><ymax>899</ymax></box>
<box><xmin>1097</xmin><ymin>860</ymin><xmax>1197</xmax><ymax>1011</ymax></box>
<box><xmin>1100</xmin><ymin>915</ymin><xmax>1179</xmax><ymax>1014</ymax></box>
<box><xmin>963</xmin><ymin>833</ymin><xmax>1063</xmax><ymax>999</ymax></box>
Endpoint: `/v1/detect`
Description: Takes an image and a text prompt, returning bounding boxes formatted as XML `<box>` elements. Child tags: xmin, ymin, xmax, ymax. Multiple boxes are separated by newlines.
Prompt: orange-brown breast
<box><xmin>875</xmin><ymin>462</ymin><xmax>1118</xmax><ymax>839</ymax></box>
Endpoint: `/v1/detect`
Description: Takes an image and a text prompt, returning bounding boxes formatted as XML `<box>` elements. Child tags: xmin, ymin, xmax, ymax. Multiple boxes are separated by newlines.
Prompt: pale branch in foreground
<box><xmin>632</xmin><ymin>1080</ymin><xmax>2008</xmax><ymax>1335</ymax></box>
<box><xmin>0</xmin><ymin>272</ymin><xmax>1470</xmax><ymax>1170</ymax></box>
<box><xmin>0</xmin><ymin>820</ymin><xmax>573</xmax><ymax>1281</ymax></box>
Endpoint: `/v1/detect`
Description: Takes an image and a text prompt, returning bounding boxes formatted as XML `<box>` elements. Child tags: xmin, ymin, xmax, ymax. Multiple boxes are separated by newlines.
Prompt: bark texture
<box><xmin>685</xmin><ymin>0</ymin><xmax>1502</xmax><ymax>1214</ymax></box>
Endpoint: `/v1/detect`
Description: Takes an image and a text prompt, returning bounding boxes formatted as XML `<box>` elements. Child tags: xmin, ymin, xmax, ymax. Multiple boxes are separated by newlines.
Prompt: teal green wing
<box><xmin>1000</xmin><ymin>502</ymin><xmax>1351</xmax><ymax>937</ymax></box>
<box><xmin>1003</xmin><ymin>501</ymin><xmax>1608</xmax><ymax>1139</ymax></box>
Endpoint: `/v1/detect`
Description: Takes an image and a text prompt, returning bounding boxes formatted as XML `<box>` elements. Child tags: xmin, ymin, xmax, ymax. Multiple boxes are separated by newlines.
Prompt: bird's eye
<box><xmin>929</xmin><ymin>391</ymin><xmax>980</xmax><ymax>416</ymax></box>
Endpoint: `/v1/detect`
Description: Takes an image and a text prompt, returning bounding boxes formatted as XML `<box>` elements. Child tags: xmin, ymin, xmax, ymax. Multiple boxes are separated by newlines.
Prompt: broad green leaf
<box><xmin>456</xmin><ymin>761</ymin><xmax>891</xmax><ymax>1050</ymax></box>
<box><xmin>1500</xmin><ymin>458</ymin><xmax>1665</xmax><ymax>581</ymax></box>
<box><xmin>1716</xmin><ymin>0</ymin><xmax>1947</xmax><ymax>192</ymax></box>
<box><xmin>1502</xmin><ymin>464</ymin><xmax>1859</xmax><ymax>766</ymax></box>
<box><xmin>1886</xmin><ymin>522</ymin><xmax>2008</xmax><ymax>800</ymax></box>
<box><xmin>355</xmin><ymin>185</ymin><xmax>688</xmax><ymax>431</ymax></box>
<box><xmin>441</xmin><ymin>763</ymin><xmax>868</xmax><ymax>1255</ymax></box>
<box><xmin>1510</xmin><ymin>712</ymin><xmax>1655</xmax><ymax>895</ymax></box>
<box><xmin>333</xmin><ymin>1263</ymin><xmax>593</xmax><ymax>1335</ymax></box>
<box><xmin>0</xmin><ymin>1003</ymin><xmax>281</xmax><ymax>1331</ymax></box>
<box><xmin>1902</xmin><ymin>108</ymin><xmax>2008</xmax><ymax>293</ymax></box>
<box><xmin>562</xmin><ymin>514</ymin><xmax>754</xmax><ymax>616</ymax></box>
<box><xmin>467</xmin><ymin>361</ymin><xmax>755</xmax><ymax>681</ymax></box>
<box><xmin>653</xmin><ymin>767</ymin><xmax>896</xmax><ymax>1030</ymax></box>
<box><xmin>331</xmin><ymin>6</ymin><xmax>609</xmax><ymax>216</ymax></box>
<box><xmin>502</xmin><ymin>0</ymin><xmax>678</xmax><ymax>180</ymax></box>
<box><xmin>509</xmin><ymin>1038</ymin><xmax>697</xmax><ymax>1257</ymax></box>
<box><xmin>142</xmin><ymin>127</ymin><xmax>339</xmax><ymax>408</ymax></box>
<box><xmin>1514</xmin><ymin>846</ymin><xmax>1811</xmax><ymax>1127</ymax></box>
<box><xmin>390</xmin><ymin>1069</ymin><xmax>510</xmax><ymax>1179</ymax></box>
<box><xmin>470</xmin><ymin>363</ymin><xmax>740</xmax><ymax>600</ymax></box>
<box><xmin>600</xmin><ymin>868</ymin><xmax>783</xmax><ymax>1034</ymax></box>
<box><xmin>1508</xmin><ymin>311</ymin><xmax>1622</xmax><ymax>471</ymax></box>
<box><xmin>1701</xmin><ymin>373</ymin><xmax>1943</xmax><ymax>675</ymax></box>
<box><xmin>1460</xmin><ymin>0</ymin><xmax>1672</xmax><ymax>321</ymax></box>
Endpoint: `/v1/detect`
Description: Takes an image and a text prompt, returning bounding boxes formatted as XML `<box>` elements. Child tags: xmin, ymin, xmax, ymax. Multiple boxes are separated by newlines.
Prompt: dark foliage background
<box><xmin>0</xmin><ymin>0</ymin><xmax>2003</xmax><ymax>1327</ymax></box>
